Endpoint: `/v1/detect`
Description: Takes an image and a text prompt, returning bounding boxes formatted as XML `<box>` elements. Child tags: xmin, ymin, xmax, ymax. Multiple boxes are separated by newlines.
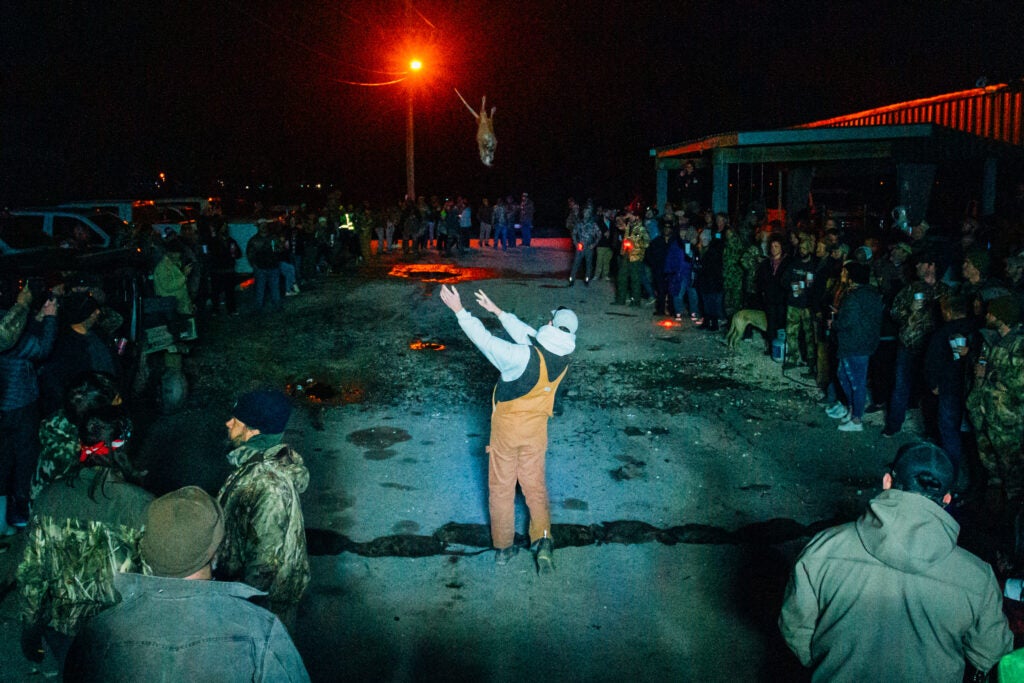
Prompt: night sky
<box><xmin>2</xmin><ymin>1</ymin><xmax>1021</xmax><ymax>222</ymax></box>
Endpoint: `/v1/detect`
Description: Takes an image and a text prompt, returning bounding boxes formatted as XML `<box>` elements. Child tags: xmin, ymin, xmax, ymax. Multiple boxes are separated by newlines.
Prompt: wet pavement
<box><xmin>1</xmin><ymin>239</ymin><xmax>924</xmax><ymax>681</ymax></box>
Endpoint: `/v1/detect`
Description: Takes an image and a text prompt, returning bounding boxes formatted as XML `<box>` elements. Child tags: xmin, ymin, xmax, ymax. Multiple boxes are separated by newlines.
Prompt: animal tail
<box><xmin>454</xmin><ymin>88</ymin><xmax>479</xmax><ymax>119</ymax></box>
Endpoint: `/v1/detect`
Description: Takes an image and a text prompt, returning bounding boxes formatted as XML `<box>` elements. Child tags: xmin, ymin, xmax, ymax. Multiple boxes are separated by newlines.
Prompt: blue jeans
<box><xmin>520</xmin><ymin>220</ymin><xmax>532</xmax><ymax>246</ymax></box>
<box><xmin>494</xmin><ymin>225</ymin><xmax>508</xmax><ymax>250</ymax></box>
<box><xmin>885</xmin><ymin>346</ymin><xmax>919</xmax><ymax>432</ymax></box>
<box><xmin>838</xmin><ymin>355</ymin><xmax>869</xmax><ymax>419</ymax></box>
<box><xmin>253</xmin><ymin>267</ymin><xmax>280</xmax><ymax>311</ymax></box>
<box><xmin>279</xmin><ymin>261</ymin><xmax>296</xmax><ymax>291</ymax></box>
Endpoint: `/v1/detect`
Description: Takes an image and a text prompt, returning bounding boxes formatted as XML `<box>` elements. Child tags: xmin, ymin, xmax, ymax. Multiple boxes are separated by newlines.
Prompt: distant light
<box><xmin>409</xmin><ymin>59</ymin><xmax>423</xmax><ymax>71</ymax></box>
<box><xmin>159</xmin><ymin>172</ymin><xmax>166</xmax><ymax>182</ymax></box>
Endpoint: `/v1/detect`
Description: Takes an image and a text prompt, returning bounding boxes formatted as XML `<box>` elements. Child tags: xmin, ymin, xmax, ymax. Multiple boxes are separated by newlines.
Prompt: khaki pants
<box><xmin>487</xmin><ymin>404</ymin><xmax>551</xmax><ymax>549</ymax></box>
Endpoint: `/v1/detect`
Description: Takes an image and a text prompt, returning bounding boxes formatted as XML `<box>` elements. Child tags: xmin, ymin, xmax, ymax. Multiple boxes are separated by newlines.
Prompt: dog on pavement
<box><xmin>725</xmin><ymin>308</ymin><xmax>768</xmax><ymax>349</ymax></box>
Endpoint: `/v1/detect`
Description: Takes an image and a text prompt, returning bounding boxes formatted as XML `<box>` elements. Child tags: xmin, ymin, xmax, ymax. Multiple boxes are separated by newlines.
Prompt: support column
<box><xmin>655</xmin><ymin>166</ymin><xmax>668</xmax><ymax>214</ymax></box>
<box><xmin>711</xmin><ymin>149</ymin><xmax>730</xmax><ymax>215</ymax></box>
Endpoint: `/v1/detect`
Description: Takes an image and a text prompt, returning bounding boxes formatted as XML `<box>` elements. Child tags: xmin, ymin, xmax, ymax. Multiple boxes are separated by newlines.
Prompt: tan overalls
<box><xmin>487</xmin><ymin>347</ymin><xmax>568</xmax><ymax>549</ymax></box>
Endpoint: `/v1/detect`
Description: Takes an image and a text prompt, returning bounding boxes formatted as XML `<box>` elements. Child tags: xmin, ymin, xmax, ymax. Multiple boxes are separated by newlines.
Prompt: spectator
<box><xmin>783</xmin><ymin>235</ymin><xmax>818</xmax><ymax>370</ymax></box>
<box><xmin>644</xmin><ymin>224</ymin><xmax>677</xmax><ymax>316</ymax></box>
<box><xmin>756</xmin><ymin>235</ymin><xmax>790</xmax><ymax>354</ymax></box>
<box><xmin>961</xmin><ymin>247</ymin><xmax>1008</xmax><ymax>319</ymax></box>
<box><xmin>217</xmin><ymin>390</ymin><xmax>309</xmax><ymax>631</ymax></box>
<box><xmin>722</xmin><ymin>219</ymin><xmax>747</xmax><ymax>317</ymax></box>
<box><xmin>478</xmin><ymin>197</ymin><xmax>493</xmax><ymax>248</ymax></box>
<box><xmin>826</xmin><ymin>262</ymin><xmax>883</xmax><ymax>433</ymax></box>
<box><xmin>697</xmin><ymin>229</ymin><xmax>725</xmax><ymax>331</ymax></box>
<box><xmin>0</xmin><ymin>286</ymin><xmax>33</xmax><ymax>352</ymax></box>
<box><xmin>779</xmin><ymin>442</ymin><xmax>1013</xmax><ymax>681</ymax></box>
<box><xmin>1</xmin><ymin>293</ymin><xmax>59</xmax><ymax>532</ymax></box>
<box><xmin>17</xmin><ymin>406</ymin><xmax>151</xmax><ymax>672</ymax></box>
<box><xmin>38</xmin><ymin>292</ymin><xmax>119</xmax><ymax>417</ymax></box>
<box><xmin>614</xmin><ymin>208</ymin><xmax>650</xmax><ymax>306</ymax></box>
<box><xmin>34</xmin><ymin>372</ymin><xmax>125</xmax><ymax>501</ymax></box>
<box><xmin>492</xmin><ymin>197</ymin><xmax>509</xmax><ymax>251</ymax></box>
<box><xmin>966</xmin><ymin>296</ymin><xmax>1024</xmax><ymax>506</ymax></box>
<box><xmin>593</xmin><ymin>208</ymin><xmax>615</xmax><ymax>281</ymax></box>
<box><xmin>153</xmin><ymin>238</ymin><xmax>196</xmax><ymax>316</ymax></box>
<box><xmin>63</xmin><ymin>486</ymin><xmax>310</xmax><ymax>682</ymax></box>
<box><xmin>204</xmin><ymin>221</ymin><xmax>240</xmax><ymax>316</ymax></box>
<box><xmin>568</xmin><ymin>205</ymin><xmax>601</xmax><ymax>286</ymax></box>
<box><xmin>882</xmin><ymin>248</ymin><xmax>950</xmax><ymax>437</ymax></box>
<box><xmin>519</xmin><ymin>192</ymin><xmax>535</xmax><ymax>248</ymax></box>
<box><xmin>924</xmin><ymin>295</ymin><xmax>975</xmax><ymax>478</ymax></box>
<box><xmin>245</xmin><ymin>222</ymin><xmax>282</xmax><ymax>312</ymax></box>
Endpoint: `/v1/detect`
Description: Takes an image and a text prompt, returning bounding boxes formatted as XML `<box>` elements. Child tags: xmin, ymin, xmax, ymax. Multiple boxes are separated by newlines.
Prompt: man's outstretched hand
<box><xmin>439</xmin><ymin>285</ymin><xmax>463</xmax><ymax>313</ymax></box>
<box><xmin>474</xmin><ymin>290</ymin><xmax>502</xmax><ymax>316</ymax></box>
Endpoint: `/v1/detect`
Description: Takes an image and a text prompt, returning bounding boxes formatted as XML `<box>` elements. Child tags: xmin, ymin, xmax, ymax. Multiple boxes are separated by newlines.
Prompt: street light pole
<box><xmin>405</xmin><ymin>58</ymin><xmax>422</xmax><ymax>201</ymax></box>
<box><xmin>406</xmin><ymin>84</ymin><xmax>415</xmax><ymax>201</ymax></box>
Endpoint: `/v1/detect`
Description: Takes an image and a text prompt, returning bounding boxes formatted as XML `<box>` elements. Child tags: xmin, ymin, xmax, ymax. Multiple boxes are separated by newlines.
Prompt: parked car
<box><xmin>1</xmin><ymin>210</ymin><xmax>124</xmax><ymax>254</ymax></box>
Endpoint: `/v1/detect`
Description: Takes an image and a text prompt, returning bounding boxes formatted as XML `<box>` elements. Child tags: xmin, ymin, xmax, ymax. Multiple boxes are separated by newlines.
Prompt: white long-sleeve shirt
<box><xmin>454</xmin><ymin>309</ymin><xmax>535</xmax><ymax>382</ymax></box>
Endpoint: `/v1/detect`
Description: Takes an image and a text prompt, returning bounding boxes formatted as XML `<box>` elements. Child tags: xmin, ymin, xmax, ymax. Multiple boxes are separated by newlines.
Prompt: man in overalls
<box><xmin>439</xmin><ymin>285</ymin><xmax>576</xmax><ymax>574</ymax></box>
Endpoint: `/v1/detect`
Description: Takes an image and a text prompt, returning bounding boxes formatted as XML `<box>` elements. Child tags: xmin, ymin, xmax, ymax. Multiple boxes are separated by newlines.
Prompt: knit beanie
<box><xmin>231</xmin><ymin>389</ymin><xmax>292</xmax><ymax>434</ymax></box>
<box><xmin>140</xmin><ymin>486</ymin><xmax>224</xmax><ymax>578</ymax></box>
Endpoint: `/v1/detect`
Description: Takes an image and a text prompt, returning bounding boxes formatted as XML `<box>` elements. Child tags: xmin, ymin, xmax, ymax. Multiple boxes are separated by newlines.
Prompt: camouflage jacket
<box><xmin>0</xmin><ymin>301</ymin><xmax>30</xmax><ymax>352</ymax></box>
<box><xmin>891</xmin><ymin>279</ymin><xmax>951</xmax><ymax>351</ymax></box>
<box><xmin>618</xmin><ymin>215</ymin><xmax>650</xmax><ymax>262</ymax></box>
<box><xmin>17</xmin><ymin>468</ymin><xmax>153</xmax><ymax>635</ymax></box>
<box><xmin>975</xmin><ymin>326</ymin><xmax>1024</xmax><ymax>401</ymax></box>
<box><xmin>33</xmin><ymin>409</ymin><xmax>80</xmax><ymax>500</ymax></box>
<box><xmin>217</xmin><ymin>437</ymin><xmax>310</xmax><ymax>609</ymax></box>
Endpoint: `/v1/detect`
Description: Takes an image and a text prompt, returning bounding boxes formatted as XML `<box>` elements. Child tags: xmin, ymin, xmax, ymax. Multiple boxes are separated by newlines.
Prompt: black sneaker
<box><xmin>535</xmin><ymin>538</ymin><xmax>554</xmax><ymax>574</ymax></box>
<box><xmin>881</xmin><ymin>426</ymin><xmax>900</xmax><ymax>438</ymax></box>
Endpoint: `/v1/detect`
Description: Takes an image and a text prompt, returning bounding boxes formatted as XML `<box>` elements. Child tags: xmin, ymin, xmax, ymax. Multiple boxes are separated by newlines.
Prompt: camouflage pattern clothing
<box><xmin>17</xmin><ymin>467</ymin><xmax>152</xmax><ymax>635</ymax></box>
<box><xmin>617</xmin><ymin>214</ymin><xmax>649</xmax><ymax>263</ymax></box>
<box><xmin>891</xmin><ymin>279</ymin><xmax>951</xmax><ymax>352</ymax></box>
<box><xmin>615</xmin><ymin>214</ymin><xmax>650</xmax><ymax>305</ymax></box>
<box><xmin>740</xmin><ymin>244</ymin><xmax>766</xmax><ymax>308</ymax></box>
<box><xmin>216</xmin><ymin>436</ymin><xmax>310</xmax><ymax>626</ymax></box>
<box><xmin>722</xmin><ymin>231</ymin><xmax>746</xmax><ymax>316</ymax></box>
<box><xmin>967</xmin><ymin>326</ymin><xmax>1024</xmax><ymax>497</ymax></box>
<box><xmin>0</xmin><ymin>301</ymin><xmax>30</xmax><ymax>352</ymax></box>
<box><xmin>32</xmin><ymin>409</ymin><xmax>79</xmax><ymax>501</ymax></box>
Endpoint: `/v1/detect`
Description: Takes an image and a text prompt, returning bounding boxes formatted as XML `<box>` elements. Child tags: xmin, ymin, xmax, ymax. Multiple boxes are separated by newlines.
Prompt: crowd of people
<box><xmin>4</xmin><ymin>180</ymin><xmax>1024</xmax><ymax>678</ymax></box>
<box><xmin>1</xmin><ymin>271</ymin><xmax>309</xmax><ymax>677</ymax></box>
<box><xmin>565</xmin><ymin>197</ymin><xmax>1024</xmax><ymax>498</ymax></box>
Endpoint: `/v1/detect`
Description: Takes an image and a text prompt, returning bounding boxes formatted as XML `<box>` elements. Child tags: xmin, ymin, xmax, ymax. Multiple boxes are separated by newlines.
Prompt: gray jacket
<box><xmin>779</xmin><ymin>489</ymin><xmax>1012</xmax><ymax>681</ymax></box>
<box><xmin>63</xmin><ymin>572</ymin><xmax>310</xmax><ymax>682</ymax></box>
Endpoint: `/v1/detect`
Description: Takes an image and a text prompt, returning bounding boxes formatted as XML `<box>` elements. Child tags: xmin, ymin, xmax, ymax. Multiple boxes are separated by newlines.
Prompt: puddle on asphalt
<box><xmin>305</xmin><ymin>516</ymin><xmax>848</xmax><ymax>557</ymax></box>
<box><xmin>347</xmin><ymin>427</ymin><xmax>412</xmax><ymax>449</ymax></box>
<box><xmin>388</xmin><ymin>263</ymin><xmax>500</xmax><ymax>284</ymax></box>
